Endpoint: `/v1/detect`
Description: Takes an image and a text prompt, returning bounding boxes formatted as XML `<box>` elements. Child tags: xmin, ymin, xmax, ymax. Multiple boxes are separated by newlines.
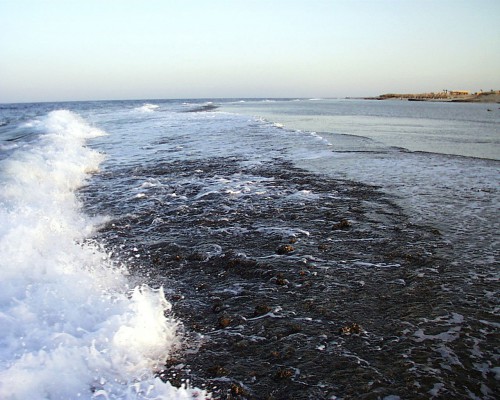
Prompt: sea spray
<box><xmin>0</xmin><ymin>110</ymin><xmax>206</xmax><ymax>399</ymax></box>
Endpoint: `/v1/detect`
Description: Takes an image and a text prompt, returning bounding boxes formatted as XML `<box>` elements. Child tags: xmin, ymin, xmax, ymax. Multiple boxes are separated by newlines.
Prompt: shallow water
<box><xmin>223</xmin><ymin>99</ymin><xmax>499</xmax><ymax>286</ymax></box>
<box><xmin>1</xmin><ymin>99</ymin><xmax>498</xmax><ymax>399</ymax></box>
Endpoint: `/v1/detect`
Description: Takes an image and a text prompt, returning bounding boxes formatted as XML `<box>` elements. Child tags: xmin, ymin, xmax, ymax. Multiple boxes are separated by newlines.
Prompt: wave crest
<box><xmin>135</xmin><ymin>103</ymin><xmax>160</xmax><ymax>113</ymax></box>
<box><xmin>0</xmin><ymin>110</ymin><xmax>206</xmax><ymax>399</ymax></box>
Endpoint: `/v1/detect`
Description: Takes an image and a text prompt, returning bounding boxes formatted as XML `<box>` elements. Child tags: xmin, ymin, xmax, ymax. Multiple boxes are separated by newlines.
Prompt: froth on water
<box><xmin>0</xmin><ymin>110</ymin><xmax>206</xmax><ymax>399</ymax></box>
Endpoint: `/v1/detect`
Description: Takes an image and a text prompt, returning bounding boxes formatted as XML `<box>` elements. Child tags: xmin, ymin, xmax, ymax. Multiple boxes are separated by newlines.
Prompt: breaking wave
<box><xmin>0</xmin><ymin>110</ymin><xmax>206</xmax><ymax>399</ymax></box>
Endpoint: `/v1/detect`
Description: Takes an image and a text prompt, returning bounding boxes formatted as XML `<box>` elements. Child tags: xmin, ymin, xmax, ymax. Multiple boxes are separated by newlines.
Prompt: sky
<box><xmin>1</xmin><ymin>0</ymin><xmax>499</xmax><ymax>103</ymax></box>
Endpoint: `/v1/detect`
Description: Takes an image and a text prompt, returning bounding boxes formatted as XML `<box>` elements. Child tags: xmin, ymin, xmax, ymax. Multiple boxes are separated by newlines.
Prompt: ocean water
<box><xmin>222</xmin><ymin>99</ymin><xmax>500</xmax><ymax>270</ymax></box>
<box><xmin>0</xmin><ymin>99</ymin><xmax>498</xmax><ymax>399</ymax></box>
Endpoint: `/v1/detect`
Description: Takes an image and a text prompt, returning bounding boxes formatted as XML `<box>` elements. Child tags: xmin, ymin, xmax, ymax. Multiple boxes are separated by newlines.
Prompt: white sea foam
<box><xmin>135</xmin><ymin>103</ymin><xmax>159</xmax><ymax>113</ymax></box>
<box><xmin>0</xmin><ymin>111</ymin><xmax>206</xmax><ymax>399</ymax></box>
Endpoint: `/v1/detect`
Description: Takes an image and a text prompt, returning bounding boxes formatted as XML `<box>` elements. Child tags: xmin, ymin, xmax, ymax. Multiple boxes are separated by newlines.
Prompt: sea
<box><xmin>0</xmin><ymin>98</ymin><xmax>498</xmax><ymax>399</ymax></box>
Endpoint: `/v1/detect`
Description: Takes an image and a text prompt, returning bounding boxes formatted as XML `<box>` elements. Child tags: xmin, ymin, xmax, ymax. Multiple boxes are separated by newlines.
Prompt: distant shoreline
<box><xmin>362</xmin><ymin>90</ymin><xmax>500</xmax><ymax>103</ymax></box>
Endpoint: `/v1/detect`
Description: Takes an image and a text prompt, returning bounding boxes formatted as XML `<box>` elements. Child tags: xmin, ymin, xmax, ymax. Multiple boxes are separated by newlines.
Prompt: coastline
<box><xmin>362</xmin><ymin>91</ymin><xmax>500</xmax><ymax>103</ymax></box>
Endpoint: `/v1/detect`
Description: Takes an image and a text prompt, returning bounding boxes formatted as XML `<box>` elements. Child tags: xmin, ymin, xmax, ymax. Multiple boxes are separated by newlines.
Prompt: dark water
<box><xmin>1</xmin><ymin>99</ymin><xmax>498</xmax><ymax>399</ymax></box>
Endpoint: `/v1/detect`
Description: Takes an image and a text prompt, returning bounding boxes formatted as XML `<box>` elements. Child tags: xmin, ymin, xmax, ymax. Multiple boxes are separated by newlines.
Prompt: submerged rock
<box><xmin>274</xmin><ymin>367</ymin><xmax>294</xmax><ymax>380</ymax></box>
<box><xmin>253</xmin><ymin>304</ymin><xmax>272</xmax><ymax>317</ymax></box>
<box><xmin>332</xmin><ymin>219</ymin><xmax>352</xmax><ymax>230</ymax></box>
<box><xmin>274</xmin><ymin>273</ymin><xmax>289</xmax><ymax>286</ymax></box>
<box><xmin>230</xmin><ymin>383</ymin><xmax>247</xmax><ymax>396</ymax></box>
<box><xmin>218</xmin><ymin>315</ymin><xmax>232</xmax><ymax>328</ymax></box>
<box><xmin>276</xmin><ymin>244</ymin><xmax>295</xmax><ymax>255</ymax></box>
<box><xmin>338</xmin><ymin>322</ymin><xmax>363</xmax><ymax>335</ymax></box>
<box><xmin>207</xmin><ymin>364</ymin><xmax>229</xmax><ymax>377</ymax></box>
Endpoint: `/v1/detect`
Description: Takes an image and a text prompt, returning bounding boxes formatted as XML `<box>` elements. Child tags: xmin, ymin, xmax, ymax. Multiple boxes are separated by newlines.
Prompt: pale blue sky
<box><xmin>1</xmin><ymin>0</ymin><xmax>499</xmax><ymax>103</ymax></box>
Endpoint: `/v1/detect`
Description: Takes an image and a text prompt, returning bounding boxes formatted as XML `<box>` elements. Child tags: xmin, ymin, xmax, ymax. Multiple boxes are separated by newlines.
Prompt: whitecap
<box><xmin>135</xmin><ymin>103</ymin><xmax>160</xmax><ymax>113</ymax></box>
